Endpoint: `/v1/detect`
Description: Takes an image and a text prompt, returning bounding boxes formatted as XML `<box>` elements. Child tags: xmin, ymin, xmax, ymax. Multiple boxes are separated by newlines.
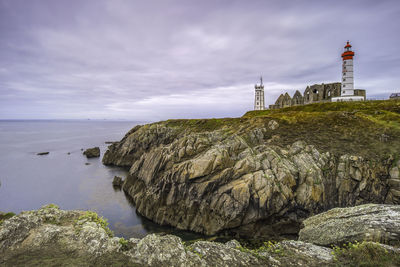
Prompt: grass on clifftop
<box><xmin>161</xmin><ymin>100</ymin><xmax>400</xmax><ymax>160</ymax></box>
<box><xmin>243</xmin><ymin>99</ymin><xmax>400</xmax><ymax>118</ymax></box>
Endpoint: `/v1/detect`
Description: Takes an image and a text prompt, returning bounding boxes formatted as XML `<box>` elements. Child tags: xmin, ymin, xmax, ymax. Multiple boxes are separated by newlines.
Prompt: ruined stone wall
<box><xmin>270</xmin><ymin>82</ymin><xmax>343</xmax><ymax>109</ymax></box>
<box><xmin>354</xmin><ymin>89</ymin><xmax>366</xmax><ymax>98</ymax></box>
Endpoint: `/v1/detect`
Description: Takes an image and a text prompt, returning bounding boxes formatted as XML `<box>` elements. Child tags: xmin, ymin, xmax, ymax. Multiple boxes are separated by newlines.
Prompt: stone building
<box><xmin>254</xmin><ymin>77</ymin><xmax>265</xmax><ymax>110</ymax></box>
<box><xmin>390</xmin><ymin>93</ymin><xmax>400</xmax><ymax>100</ymax></box>
<box><xmin>291</xmin><ymin>90</ymin><xmax>303</xmax><ymax>106</ymax></box>
<box><xmin>269</xmin><ymin>82</ymin><xmax>366</xmax><ymax>109</ymax></box>
<box><xmin>267</xmin><ymin>41</ymin><xmax>366</xmax><ymax>110</ymax></box>
<box><xmin>269</xmin><ymin>82</ymin><xmax>365</xmax><ymax>109</ymax></box>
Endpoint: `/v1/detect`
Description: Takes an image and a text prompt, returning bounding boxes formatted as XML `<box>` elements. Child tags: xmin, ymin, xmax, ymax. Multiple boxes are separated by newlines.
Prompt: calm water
<box><xmin>0</xmin><ymin>120</ymin><xmax>203</xmax><ymax>240</ymax></box>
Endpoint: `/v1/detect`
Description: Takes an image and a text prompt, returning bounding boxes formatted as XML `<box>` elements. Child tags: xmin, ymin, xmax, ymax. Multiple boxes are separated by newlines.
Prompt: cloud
<box><xmin>0</xmin><ymin>0</ymin><xmax>400</xmax><ymax>120</ymax></box>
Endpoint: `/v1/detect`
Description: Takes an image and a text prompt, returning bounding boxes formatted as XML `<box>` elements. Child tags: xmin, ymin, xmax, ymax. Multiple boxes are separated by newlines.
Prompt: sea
<box><xmin>0</xmin><ymin>120</ymin><xmax>202</xmax><ymax>240</ymax></box>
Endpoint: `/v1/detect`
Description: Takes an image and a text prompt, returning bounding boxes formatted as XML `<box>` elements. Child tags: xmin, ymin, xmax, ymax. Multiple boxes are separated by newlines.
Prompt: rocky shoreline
<box><xmin>102</xmin><ymin>114</ymin><xmax>400</xmax><ymax>238</ymax></box>
<box><xmin>1</xmin><ymin>204</ymin><xmax>399</xmax><ymax>266</ymax></box>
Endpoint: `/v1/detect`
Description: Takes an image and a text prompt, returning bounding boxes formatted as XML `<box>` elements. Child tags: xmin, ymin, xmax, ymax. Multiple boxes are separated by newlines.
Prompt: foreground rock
<box><xmin>112</xmin><ymin>176</ymin><xmax>124</xmax><ymax>187</ymax></box>
<box><xmin>0</xmin><ymin>206</ymin><xmax>354</xmax><ymax>266</ymax></box>
<box><xmin>83</xmin><ymin>147</ymin><xmax>100</xmax><ymax>158</ymax></box>
<box><xmin>299</xmin><ymin>204</ymin><xmax>400</xmax><ymax>246</ymax></box>
<box><xmin>103</xmin><ymin>120</ymin><xmax>400</xmax><ymax>237</ymax></box>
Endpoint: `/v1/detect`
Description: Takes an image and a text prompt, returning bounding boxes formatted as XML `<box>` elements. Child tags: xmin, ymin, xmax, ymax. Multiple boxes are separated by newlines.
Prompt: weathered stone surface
<box><xmin>0</xmin><ymin>206</ymin><xmax>271</xmax><ymax>266</ymax></box>
<box><xmin>83</xmin><ymin>147</ymin><xmax>100</xmax><ymax>158</ymax></box>
<box><xmin>2</xmin><ymin>206</ymin><xmax>400</xmax><ymax>266</ymax></box>
<box><xmin>273</xmin><ymin>240</ymin><xmax>334</xmax><ymax>266</ymax></box>
<box><xmin>112</xmin><ymin>176</ymin><xmax>124</xmax><ymax>187</ymax></box>
<box><xmin>103</xmin><ymin>121</ymin><xmax>400</xmax><ymax>237</ymax></box>
<box><xmin>268</xmin><ymin>120</ymin><xmax>279</xmax><ymax>130</ymax></box>
<box><xmin>299</xmin><ymin>204</ymin><xmax>400</xmax><ymax>246</ymax></box>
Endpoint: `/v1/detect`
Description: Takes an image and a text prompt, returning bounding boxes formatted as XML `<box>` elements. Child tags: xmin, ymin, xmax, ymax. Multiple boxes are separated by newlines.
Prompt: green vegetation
<box><xmin>159</xmin><ymin>100</ymin><xmax>400</xmax><ymax>160</ymax></box>
<box><xmin>164</xmin><ymin>117</ymin><xmax>245</xmax><ymax>132</ymax></box>
<box><xmin>235</xmin><ymin>240</ymin><xmax>284</xmax><ymax>259</ymax></box>
<box><xmin>118</xmin><ymin>238</ymin><xmax>130</xmax><ymax>251</ymax></box>
<box><xmin>0</xmin><ymin>212</ymin><xmax>16</xmax><ymax>225</ymax></box>
<box><xmin>243</xmin><ymin>99</ymin><xmax>400</xmax><ymax>117</ymax></box>
<box><xmin>75</xmin><ymin>211</ymin><xmax>113</xmax><ymax>238</ymax></box>
<box><xmin>42</xmin><ymin>204</ymin><xmax>60</xmax><ymax>209</ymax></box>
<box><xmin>332</xmin><ymin>241</ymin><xmax>400</xmax><ymax>267</ymax></box>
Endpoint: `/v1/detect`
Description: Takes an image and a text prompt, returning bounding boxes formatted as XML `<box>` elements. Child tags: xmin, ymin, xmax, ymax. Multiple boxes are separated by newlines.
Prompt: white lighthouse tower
<box><xmin>254</xmin><ymin>77</ymin><xmax>265</xmax><ymax>110</ymax></box>
<box><xmin>332</xmin><ymin>41</ymin><xmax>364</xmax><ymax>102</ymax></box>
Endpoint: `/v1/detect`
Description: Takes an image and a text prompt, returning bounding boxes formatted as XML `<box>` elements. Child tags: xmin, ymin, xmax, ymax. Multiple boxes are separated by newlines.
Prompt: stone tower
<box><xmin>254</xmin><ymin>77</ymin><xmax>265</xmax><ymax>110</ymax></box>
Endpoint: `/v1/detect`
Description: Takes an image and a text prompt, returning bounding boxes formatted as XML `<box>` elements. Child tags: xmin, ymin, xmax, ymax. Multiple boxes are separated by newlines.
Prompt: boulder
<box><xmin>112</xmin><ymin>176</ymin><xmax>124</xmax><ymax>187</ymax></box>
<box><xmin>299</xmin><ymin>204</ymin><xmax>400</xmax><ymax>246</ymax></box>
<box><xmin>83</xmin><ymin>147</ymin><xmax>100</xmax><ymax>158</ymax></box>
<box><xmin>268</xmin><ymin>120</ymin><xmax>279</xmax><ymax>130</ymax></box>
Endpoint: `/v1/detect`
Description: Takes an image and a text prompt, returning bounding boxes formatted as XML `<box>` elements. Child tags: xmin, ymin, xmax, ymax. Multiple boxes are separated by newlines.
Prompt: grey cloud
<box><xmin>0</xmin><ymin>0</ymin><xmax>399</xmax><ymax>120</ymax></box>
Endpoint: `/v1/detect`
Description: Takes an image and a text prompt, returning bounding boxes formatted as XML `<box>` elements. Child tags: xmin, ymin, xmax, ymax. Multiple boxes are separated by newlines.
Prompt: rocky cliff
<box><xmin>103</xmin><ymin>100</ymin><xmax>400</xmax><ymax>237</ymax></box>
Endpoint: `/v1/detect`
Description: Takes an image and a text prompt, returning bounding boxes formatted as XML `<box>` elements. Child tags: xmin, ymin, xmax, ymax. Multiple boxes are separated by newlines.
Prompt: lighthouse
<box><xmin>254</xmin><ymin>77</ymin><xmax>265</xmax><ymax>110</ymax></box>
<box><xmin>341</xmin><ymin>41</ymin><xmax>355</xmax><ymax>96</ymax></box>
<box><xmin>332</xmin><ymin>41</ymin><xmax>365</xmax><ymax>102</ymax></box>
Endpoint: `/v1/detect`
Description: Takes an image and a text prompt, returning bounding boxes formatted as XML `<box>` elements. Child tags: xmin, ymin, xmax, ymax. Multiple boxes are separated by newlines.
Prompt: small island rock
<box><xmin>112</xmin><ymin>176</ymin><xmax>124</xmax><ymax>187</ymax></box>
<box><xmin>83</xmin><ymin>147</ymin><xmax>100</xmax><ymax>158</ymax></box>
<box><xmin>36</xmin><ymin>152</ymin><xmax>49</xmax><ymax>156</ymax></box>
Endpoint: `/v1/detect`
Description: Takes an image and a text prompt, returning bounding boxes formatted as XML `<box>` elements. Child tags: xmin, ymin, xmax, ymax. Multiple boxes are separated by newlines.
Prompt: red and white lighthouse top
<box><xmin>342</xmin><ymin>41</ymin><xmax>355</xmax><ymax>60</ymax></box>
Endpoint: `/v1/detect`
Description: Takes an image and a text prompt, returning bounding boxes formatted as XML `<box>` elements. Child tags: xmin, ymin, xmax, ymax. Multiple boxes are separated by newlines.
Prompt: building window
<box><xmin>343</xmin><ymin>73</ymin><xmax>346</xmax><ymax>76</ymax></box>
<box><xmin>343</xmin><ymin>91</ymin><xmax>345</xmax><ymax>94</ymax></box>
<box><xmin>343</xmin><ymin>84</ymin><xmax>346</xmax><ymax>87</ymax></box>
<box><xmin>257</xmin><ymin>97</ymin><xmax>259</xmax><ymax>100</ymax></box>
<box><xmin>256</xmin><ymin>102</ymin><xmax>259</xmax><ymax>105</ymax></box>
<box><xmin>343</xmin><ymin>78</ymin><xmax>346</xmax><ymax>81</ymax></box>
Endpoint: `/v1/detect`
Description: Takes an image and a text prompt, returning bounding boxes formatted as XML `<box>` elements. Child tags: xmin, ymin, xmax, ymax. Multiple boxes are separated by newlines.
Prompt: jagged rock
<box><xmin>298</xmin><ymin>204</ymin><xmax>400</xmax><ymax>246</ymax></box>
<box><xmin>273</xmin><ymin>240</ymin><xmax>334</xmax><ymax>266</ymax></box>
<box><xmin>0</xmin><ymin>206</ymin><xmax>277</xmax><ymax>266</ymax></box>
<box><xmin>112</xmin><ymin>176</ymin><xmax>124</xmax><ymax>187</ymax></box>
<box><xmin>102</xmin><ymin>121</ymin><xmax>400</xmax><ymax>238</ymax></box>
<box><xmin>268</xmin><ymin>120</ymin><xmax>279</xmax><ymax>130</ymax></box>
<box><xmin>2</xmin><ymin>206</ymin><xmax>400</xmax><ymax>266</ymax></box>
<box><xmin>83</xmin><ymin>147</ymin><xmax>100</xmax><ymax>158</ymax></box>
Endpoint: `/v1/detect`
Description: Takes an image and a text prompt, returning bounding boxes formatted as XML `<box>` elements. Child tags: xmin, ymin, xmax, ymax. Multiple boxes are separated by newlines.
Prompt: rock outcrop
<box><xmin>0</xmin><ymin>206</ymin><xmax>352</xmax><ymax>266</ymax></box>
<box><xmin>103</xmin><ymin>118</ymin><xmax>400</xmax><ymax>237</ymax></box>
<box><xmin>112</xmin><ymin>176</ymin><xmax>124</xmax><ymax>187</ymax></box>
<box><xmin>299</xmin><ymin>204</ymin><xmax>400</xmax><ymax>246</ymax></box>
<box><xmin>83</xmin><ymin>147</ymin><xmax>100</xmax><ymax>158</ymax></box>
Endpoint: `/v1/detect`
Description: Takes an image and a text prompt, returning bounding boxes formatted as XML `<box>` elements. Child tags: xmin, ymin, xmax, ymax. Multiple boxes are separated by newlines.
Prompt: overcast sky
<box><xmin>1</xmin><ymin>0</ymin><xmax>399</xmax><ymax>121</ymax></box>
